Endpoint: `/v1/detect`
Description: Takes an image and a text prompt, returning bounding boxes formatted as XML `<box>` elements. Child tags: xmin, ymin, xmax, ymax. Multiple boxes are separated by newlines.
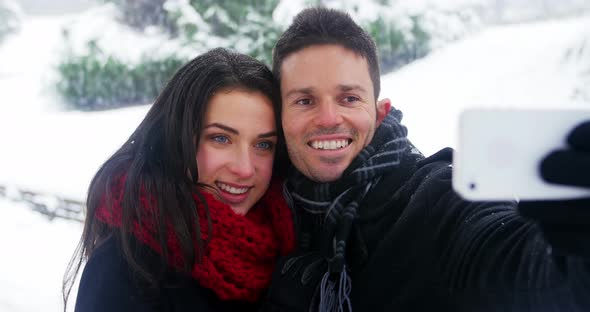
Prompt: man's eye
<box><xmin>256</xmin><ymin>141</ymin><xmax>274</xmax><ymax>150</ymax></box>
<box><xmin>295</xmin><ymin>98</ymin><xmax>312</xmax><ymax>106</ymax></box>
<box><xmin>343</xmin><ymin>96</ymin><xmax>360</xmax><ymax>103</ymax></box>
<box><xmin>211</xmin><ymin>135</ymin><xmax>230</xmax><ymax>144</ymax></box>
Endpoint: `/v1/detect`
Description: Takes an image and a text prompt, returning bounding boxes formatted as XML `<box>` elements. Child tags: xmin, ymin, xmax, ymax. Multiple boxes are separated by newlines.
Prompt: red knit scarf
<box><xmin>95</xmin><ymin>176</ymin><xmax>295</xmax><ymax>302</ymax></box>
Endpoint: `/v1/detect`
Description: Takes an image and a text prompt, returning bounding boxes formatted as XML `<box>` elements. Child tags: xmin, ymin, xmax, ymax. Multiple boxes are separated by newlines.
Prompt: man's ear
<box><xmin>376</xmin><ymin>98</ymin><xmax>391</xmax><ymax>126</ymax></box>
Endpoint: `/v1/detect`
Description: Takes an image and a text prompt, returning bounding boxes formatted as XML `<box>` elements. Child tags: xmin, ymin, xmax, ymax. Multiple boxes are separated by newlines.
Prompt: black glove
<box><xmin>260</xmin><ymin>251</ymin><xmax>326</xmax><ymax>312</ymax></box>
<box><xmin>519</xmin><ymin>120</ymin><xmax>590</xmax><ymax>257</ymax></box>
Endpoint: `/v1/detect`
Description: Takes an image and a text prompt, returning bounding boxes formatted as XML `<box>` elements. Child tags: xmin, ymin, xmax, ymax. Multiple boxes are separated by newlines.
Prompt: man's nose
<box><xmin>314</xmin><ymin>100</ymin><xmax>342</xmax><ymax>128</ymax></box>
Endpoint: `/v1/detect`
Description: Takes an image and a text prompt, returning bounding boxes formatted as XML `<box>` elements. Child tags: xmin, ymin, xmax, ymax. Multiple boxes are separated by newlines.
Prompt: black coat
<box><xmin>262</xmin><ymin>148</ymin><xmax>590</xmax><ymax>311</ymax></box>
<box><xmin>75</xmin><ymin>236</ymin><xmax>258</xmax><ymax>312</ymax></box>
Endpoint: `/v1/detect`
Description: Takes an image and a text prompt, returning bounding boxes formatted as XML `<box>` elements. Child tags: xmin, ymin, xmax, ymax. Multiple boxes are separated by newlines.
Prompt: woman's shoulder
<box><xmin>75</xmin><ymin>236</ymin><xmax>258</xmax><ymax>312</ymax></box>
<box><xmin>74</xmin><ymin>236</ymin><xmax>158</xmax><ymax>312</ymax></box>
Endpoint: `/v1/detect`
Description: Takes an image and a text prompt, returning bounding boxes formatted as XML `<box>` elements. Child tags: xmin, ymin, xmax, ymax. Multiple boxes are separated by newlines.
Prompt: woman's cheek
<box><xmin>196</xmin><ymin>144</ymin><xmax>227</xmax><ymax>183</ymax></box>
<box><xmin>257</xmin><ymin>154</ymin><xmax>275</xmax><ymax>186</ymax></box>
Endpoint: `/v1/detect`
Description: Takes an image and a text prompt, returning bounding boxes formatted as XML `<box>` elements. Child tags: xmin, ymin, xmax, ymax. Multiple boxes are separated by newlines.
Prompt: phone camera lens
<box><xmin>469</xmin><ymin>182</ymin><xmax>476</xmax><ymax>190</ymax></box>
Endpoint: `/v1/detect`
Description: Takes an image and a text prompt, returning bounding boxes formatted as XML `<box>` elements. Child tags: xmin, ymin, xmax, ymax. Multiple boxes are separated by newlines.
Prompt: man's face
<box><xmin>280</xmin><ymin>44</ymin><xmax>390</xmax><ymax>182</ymax></box>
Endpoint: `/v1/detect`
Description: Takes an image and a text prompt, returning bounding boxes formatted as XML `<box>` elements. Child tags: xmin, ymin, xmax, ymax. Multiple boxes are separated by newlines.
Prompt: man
<box><xmin>262</xmin><ymin>7</ymin><xmax>590</xmax><ymax>312</ymax></box>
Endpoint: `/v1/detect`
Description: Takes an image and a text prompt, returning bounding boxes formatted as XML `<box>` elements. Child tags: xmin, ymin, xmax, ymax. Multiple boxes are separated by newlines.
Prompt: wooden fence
<box><xmin>0</xmin><ymin>184</ymin><xmax>85</xmax><ymax>222</ymax></box>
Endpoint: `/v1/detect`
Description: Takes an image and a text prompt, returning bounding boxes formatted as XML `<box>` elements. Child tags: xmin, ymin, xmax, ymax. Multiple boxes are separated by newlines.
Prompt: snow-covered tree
<box><xmin>0</xmin><ymin>0</ymin><xmax>22</xmax><ymax>42</ymax></box>
<box><xmin>53</xmin><ymin>0</ymin><xmax>490</xmax><ymax>109</ymax></box>
<box><xmin>103</xmin><ymin>0</ymin><xmax>177</xmax><ymax>34</ymax></box>
<box><xmin>165</xmin><ymin>0</ymin><xmax>281</xmax><ymax>65</ymax></box>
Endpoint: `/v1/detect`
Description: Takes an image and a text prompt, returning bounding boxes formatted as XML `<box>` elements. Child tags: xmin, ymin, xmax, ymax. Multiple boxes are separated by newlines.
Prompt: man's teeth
<box><xmin>310</xmin><ymin>139</ymin><xmax>350</xmax><ymax>150</ymax></box>
<box><xmin>216</xmin><ymin>182</ymin><xmax>248</xmax><ymax>194</ymax></box>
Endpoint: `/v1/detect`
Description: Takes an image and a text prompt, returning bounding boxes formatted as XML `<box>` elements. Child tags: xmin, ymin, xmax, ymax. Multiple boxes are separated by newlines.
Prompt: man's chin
<box><xmin>304</xmin><ymin>164</ymin><xmax>347</xmax><ymax>183</ymax></box>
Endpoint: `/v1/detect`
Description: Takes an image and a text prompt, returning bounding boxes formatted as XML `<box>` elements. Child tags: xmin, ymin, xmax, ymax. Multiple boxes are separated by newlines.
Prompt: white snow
<box><xmin>0</xmin><ymin>14</ymin><xmax>73</xmax><ymax>113</ymax></box>
<box><xmin>164</xmin><ymin>0</ymin><xmax>211</xmax><ymax>33</ymax></box>
<box><xmin>383</xmin><ymin>14</ymin><xmax>590</xmax><ymax>156</ymax></box>
<box><xmin>0</xmin><ymin>107</ymin><xmax>148</xmax><ymax>199</ymax></box>
<box><xmin>0</xmin><ymin>2</ymin><xmax>589</xmax><ymax>311</ymax></box>
<box><xmin>0</xmin><ymin>198</ymin><xmax>82</xmax><ymax>312</ymax></box>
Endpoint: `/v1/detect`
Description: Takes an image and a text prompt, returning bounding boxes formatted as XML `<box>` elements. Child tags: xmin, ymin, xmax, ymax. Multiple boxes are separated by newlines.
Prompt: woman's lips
<box><xmin>215</xmin><ymin>181</ymin><xmax>252</xmax><ymax>204</ymax></box>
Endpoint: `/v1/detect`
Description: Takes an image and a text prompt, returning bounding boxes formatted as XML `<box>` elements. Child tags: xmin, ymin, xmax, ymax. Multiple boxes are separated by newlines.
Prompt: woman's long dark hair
<box><xmin>62</xmin><ymin>48</ymin><xmax>284</xmax><ymax>309</ymax></box>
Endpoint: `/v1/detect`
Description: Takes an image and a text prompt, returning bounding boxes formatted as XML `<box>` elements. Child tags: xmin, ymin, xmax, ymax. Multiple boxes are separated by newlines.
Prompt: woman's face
<box><xmin>196</xmin><ymin>89</ymin><xmax>277</xmax><ymax>215</ymax></box>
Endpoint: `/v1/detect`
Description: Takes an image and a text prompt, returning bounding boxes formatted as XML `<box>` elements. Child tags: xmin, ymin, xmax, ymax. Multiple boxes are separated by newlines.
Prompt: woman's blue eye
<box><xmin>256</xmin><ymin>141</ymin><xmax>274</xmax><ymax>150</ymax></box>
<box><xmin>212</xmin><ymin>135</ymin><xmax>229</xmax><ymax>144</ymax></box>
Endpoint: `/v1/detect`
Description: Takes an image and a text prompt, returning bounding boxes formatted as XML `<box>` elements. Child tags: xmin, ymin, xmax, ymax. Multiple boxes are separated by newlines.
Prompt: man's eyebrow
<box><xmin>284</xmin><ymin>87</ymin><xmax>314</xmax><ymax>99</ymax></box>
<box><xmin>338</xmin><ymin>84</ymin><xmax>368</xmax><ymax>93</ymax></box>
<box><xmin>204</xmin><ymin>123</ymin><xmax>238</xmax><ymax>135</ymax></box>
<box><xmin>258</xmin><ymin>131</ymin><xmax>277</xmax><ymax>139</ymax></box>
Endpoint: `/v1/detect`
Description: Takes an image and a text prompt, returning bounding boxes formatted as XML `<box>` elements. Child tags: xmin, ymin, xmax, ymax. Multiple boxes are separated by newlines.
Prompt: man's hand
<box><xmin>261</xmin><ymin>251</ymin><xmax>326</xmax><ymax>311</ymax></box>
<box><xmin>519</xmin><ymin>120</ymin><xmax>590</xmax><ymax>257</ymax></box>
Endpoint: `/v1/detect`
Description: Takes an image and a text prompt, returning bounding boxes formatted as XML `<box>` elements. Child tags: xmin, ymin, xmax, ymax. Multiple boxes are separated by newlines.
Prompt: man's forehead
<box><xmin>280</xmin><ymin>44</ymin><xmax>366</xmax><ymax>68</ymax></box>
<box><xmin>279</xmin><ymin>45</ymin><xmax>374</xmax><ymax>98</ymax></box>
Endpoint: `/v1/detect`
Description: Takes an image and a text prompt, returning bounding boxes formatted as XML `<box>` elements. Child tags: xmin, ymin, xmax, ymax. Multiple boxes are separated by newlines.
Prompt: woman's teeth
<box><xmin>216</xmin><ymin>182</ymin><xmax>248</xmax><ymax>194</ymax></box>
<box><xmin>310</xmin><ymin>139</ymin><xmax>350</xmax><ymax>150</ymax></box>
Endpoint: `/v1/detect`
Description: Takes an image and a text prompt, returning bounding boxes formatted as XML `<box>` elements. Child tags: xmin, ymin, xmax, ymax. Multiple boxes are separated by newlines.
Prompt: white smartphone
<box><xmin>453</xmin><ymin>109</ymin><xmax>590</xmax><ymax>201</ymax></box>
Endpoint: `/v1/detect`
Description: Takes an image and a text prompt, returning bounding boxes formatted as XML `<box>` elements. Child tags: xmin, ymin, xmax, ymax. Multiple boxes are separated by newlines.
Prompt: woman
<box><xmin>63</xmin><ymin>48</ymin><xmax>295</xmax><ymax>312</ymax></box>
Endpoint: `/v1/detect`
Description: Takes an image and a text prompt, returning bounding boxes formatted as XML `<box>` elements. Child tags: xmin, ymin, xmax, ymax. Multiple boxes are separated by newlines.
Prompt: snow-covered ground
<box><xmin>0</xmin><ymin>198</ymin><xmax>81</xmax><ymax>312</ymax></box>
<box><xmin>384</xmin><ymin>14</ymin><xmax>590</xmax><ymax>156</ymax></box>
<box><xmin>0</xmin><ymin>2</ymin><xmax>589</xmax><ymax>311</ymax></box>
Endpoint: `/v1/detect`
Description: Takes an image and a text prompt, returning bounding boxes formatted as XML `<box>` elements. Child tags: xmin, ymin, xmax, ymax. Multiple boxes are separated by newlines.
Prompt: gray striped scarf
<box><xmin>284</xmin><ymin>108</ymin><xmax>411</xmax><ymax>311</ymax></box>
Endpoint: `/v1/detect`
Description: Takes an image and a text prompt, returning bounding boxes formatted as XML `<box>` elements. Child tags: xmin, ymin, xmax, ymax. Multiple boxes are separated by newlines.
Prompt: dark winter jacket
<box><xmin>262</xmin><ymin>145</ymin><xmax>590</xmax><ymax>311</ymax></box>
<box><xmin>74</xmin><ymin>235</ymin><xmax>258</xmax><ymax>312</ymax></box>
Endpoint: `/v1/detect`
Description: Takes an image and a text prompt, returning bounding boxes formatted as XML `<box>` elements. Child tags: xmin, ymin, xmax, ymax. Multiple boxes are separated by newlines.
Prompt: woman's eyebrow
<box><xmin>204</xmin><ymin>123</ymin><xmax>238</xmax><ymax>134</ymax></box>
<box><xmin>258</xmin><ymin>131</ymin><xmax>277</xmax><ymax>139</ymax></box>
<box><xmin>205</xmin><ymin>124</ymin><xmax>276</xmax><ymax>139</ymax></box>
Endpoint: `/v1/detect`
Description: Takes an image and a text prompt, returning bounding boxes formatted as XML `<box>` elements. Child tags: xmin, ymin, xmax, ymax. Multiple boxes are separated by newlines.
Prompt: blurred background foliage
<box><xmin>55</xmin><ymin>0</ymin><xmax>471</xmax><ymax>110</ymax></box>
<box><xmin>0</xmin><ymin>0</ymin><xmax>21</xmax><ymax>43</ymax></box>
<box><xmin>56</xmin><ymin>37</ymin><xmax>185</xmax><ymax>110</ymax></box>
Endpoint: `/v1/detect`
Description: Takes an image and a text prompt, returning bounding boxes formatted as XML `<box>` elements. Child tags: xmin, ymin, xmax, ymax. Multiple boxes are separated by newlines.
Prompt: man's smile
<box><xmin>308</xmin><ymin>139</ymin><xmax>352</xmax><ymax>150</ymax></box>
